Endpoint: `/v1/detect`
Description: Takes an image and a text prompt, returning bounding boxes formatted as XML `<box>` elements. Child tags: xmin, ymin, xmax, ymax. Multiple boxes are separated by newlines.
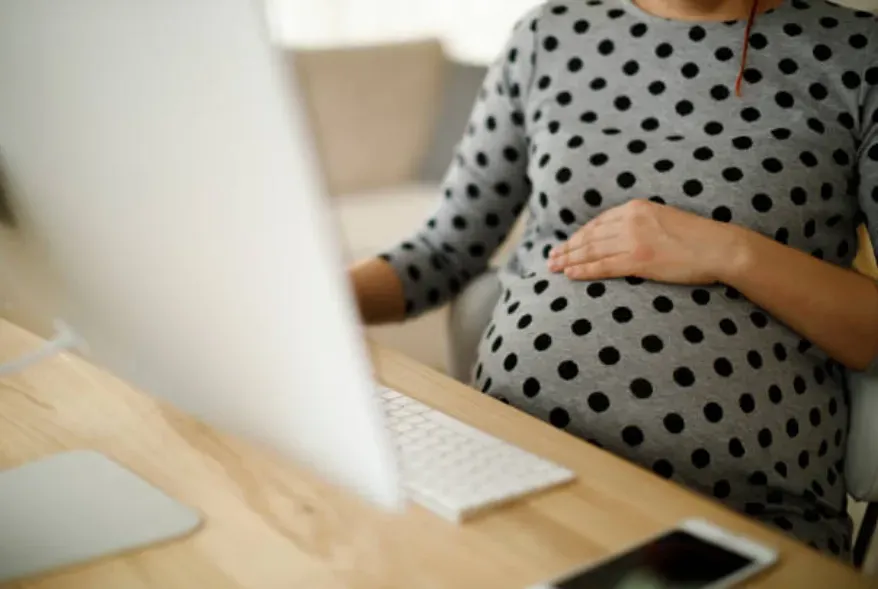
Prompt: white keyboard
<box><xmin>376</xmin><ymin>386</ymin><xmax>575</xmax><ymax>522</ymax></box>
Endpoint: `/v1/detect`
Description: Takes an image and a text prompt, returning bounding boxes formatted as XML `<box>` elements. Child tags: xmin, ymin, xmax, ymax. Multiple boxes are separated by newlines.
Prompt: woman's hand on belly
<box><xmin>547</xmin><ymin>199</ymin><xmax>738</xmax><ymax>284</ymax></box>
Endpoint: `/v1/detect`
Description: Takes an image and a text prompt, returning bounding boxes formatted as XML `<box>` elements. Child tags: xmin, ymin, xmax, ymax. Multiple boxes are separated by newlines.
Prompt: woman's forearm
<box><xmin>721</xmin><ymin>225</ymin><xmax>878</xmax><ymax>371</ymax></box>
<box><xmin>349</xmin><ymin>257</ymin><xmax>406</xmax><ymax>325</ymax></box>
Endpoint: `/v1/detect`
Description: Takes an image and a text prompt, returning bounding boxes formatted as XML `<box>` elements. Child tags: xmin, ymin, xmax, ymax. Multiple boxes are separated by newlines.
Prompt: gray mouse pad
<box><xmin>0</xmin><ymin>450</ymin><xmax>202</xmax><ymax>583</ymax></box>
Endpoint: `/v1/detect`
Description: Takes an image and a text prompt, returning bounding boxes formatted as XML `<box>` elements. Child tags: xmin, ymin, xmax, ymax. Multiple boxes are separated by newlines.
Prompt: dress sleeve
<box><xmin>854</xmin><ymin>29</ymin><xmax>878</xmax><ymax>370</ymax></box>
<box><xmin>378</xmin><ymin>9</ymin><xmax>540</xmax><ymax>317</ymax></box>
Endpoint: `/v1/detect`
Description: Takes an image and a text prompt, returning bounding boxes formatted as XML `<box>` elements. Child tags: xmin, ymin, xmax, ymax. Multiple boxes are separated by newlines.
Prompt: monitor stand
<box><xmin>0</xmin><ymin>450</ymin><xmax>202</xmax><ymax>583</ymax></box>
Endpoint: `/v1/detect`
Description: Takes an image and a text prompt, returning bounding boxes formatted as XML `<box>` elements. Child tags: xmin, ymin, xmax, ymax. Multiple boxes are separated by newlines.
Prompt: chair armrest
<box><xmin>846</xmin><ymin>368</ymin><xmax>878</xmax><ymax>501</ymax></box>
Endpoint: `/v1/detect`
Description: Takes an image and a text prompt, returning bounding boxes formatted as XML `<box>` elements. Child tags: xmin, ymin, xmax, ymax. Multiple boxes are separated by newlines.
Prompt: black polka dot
<box><xmin>743</xmin><ymin>68</ymin><xmax>763</xmax><ymax>84</ymax></box>
<box><xmin>622</xmin><ymin>426</ymin><xmax>645</xmax><ymax>447</ymax></box>
<box><xmin>842</xmin><ymin>71</ymin><xmax>861</xmax><ymax>90</ymax></box>
<box><xmin>749</xmin><ymin>471</ymin><xmax>768</xmax><ymax>486</ymax></box>
<box><xmin>786</xmin><ymin>418</ymin><xmax>800</xmax><ymax>439</ymax></box>
<box><xmin>749</xmin><ymin>32</ymin><xmax>767</xmax><ymax>49</ymax></box>
<box><xmin>681</xmin><ymin>62</ymin><xmax>699</xmax><ymax>79</ymax></box>
<box><xmin>799</xmin><ymin>450</ymin><xmax>810</xmax><ymax>469</ymax></box>
<box><xmin>719</xmin><ymin>318</ymin><xmax>738</xmax><ymax>335</ymax></box>
<box><xmin>572</xmin><ymin>318</ymin><xmax>592</xmax><ymax>336</ymax></box>
<box><xmin>653</xmin><ymin>296</ymin><xmax>674</xmax><ymax>313</ymax></box>
<box><xmin>713</xmin><ymin>480</ymin><xmax>731</xmax><ymax>499</ymax></box>
<box><xmin>804</xmin><ymin>219</ymin><xmax>816</xmax><ymax>238</ymax></box>
<box><xmin>630</xmin><ymin>22</ymin><xmax>647</xmax><ymax>37</ymax></box>
<box><xmin>654</xmin><ymin>159</ymin><xmax>674</xmax><ymax>172</ymax></box>
<box><xmin>758</xmin><ymin>428</ymin><xmax>773</xmax><ymax>448</ymax></box>
<box><xmin>557</xmin><ymin>360</ymin><xmax>579</xmax><ymax>380</ymax></box>
<box><xmin>555</xmin><ymin>167</ymin><xmax>572</xmax><ymax>184</ymax></box>
<box><xmin>675</xmin><ymin>100</ymin><xmax>694</xmax><ymax>116</ymax></box>
<box><xmin>692</xmin><ymin>289</ymin><xmax>711</xmax><ymax>305</ymax></box>
<box><xmin>653</xmin><ymin>459</ymin><xmax>674</xmax><ymax>479</ymax></box>
<box><xmin>612</xmin><ymin>306</ymin><xmax>633</xmax><ymax>323</ymax></box>
<box><xmin>778</xmin><ymin>58</ymin><xmax>798</xmax><ymax>75</ymax></box>
<box><xmin>599</xmin><ymin>347</ymin><xmax>621</xmax><ymax>365</ymax></box>
<box><xmin>705</xmin><ymin>121</ymin><xmax>724</xmax><ymax>135</ymax></box>
<box><xmin>523</xmin><ymin>377</ymin><xmax>541</xmax><ymax>398</ymax></box>
<box><xmin>813</xmin><ymin>44</ymin><xmax>832</xmax><ymax>61</ymax></box>
<box><xmin>693</xmin><ymin>146</ymin><xmax>714</xmax><ymax>161</ymax></box>
<box><xmin>704</xmin><ymin>402</ymin><xmax>724</xmax><ymax>423</ymax></box>
<box><xmin>715</xmin><ymin>47</ymin><xmax>734</xmax><ymax>61</ymax></box>
<box><xmin>588</xmin><ymin>392</ymin><xmax>610</xmax><ymax>413</ymax></box>
<box><xmin>551</xmin><ymin>297</ymin><xmax>568</xmax><ymax>312</ymax></box>
<box><xmin>768</xmin><ymin>385</ymin><xmax>783</xmax><ymax>405</ymax></box>
<box><xmin>750</xmin><ymin>311</ymin><xmax>768</xmax><ymax>328</ymax></box>
<box><xmin>674</xmin><ymin>367</ymin><xmax>695</xmax><ymax>387</ymax></box>
<box><xmin>772</xmin><ymin>128</ymin><xmax>791</xmax><ymax>140</ymax></box>
<box><xmin>722</xmin><ymin>168</ymin><xmax>743</xmax><ymax>183</ymax></box>
<box><xmin>549</xmin><ymin>407</ymin><xmax>570</xmax><ymax>428</ymax></box>
<box><xmin>627</xmin><ymin>140</ymin><xmax>647</xmax><ymax>154</ymax></box>
<box><xmin>799</xmin><ymin>150</ymin><xmax>819</xmax><ymax>169</ymax></box>
<box><xmin>534</xmin><ymin>333</ymin><xmax>552</xmax><ymax>351</ymax></box>
<box><xmin>683</xmin><ymin>179</ymin><xmax>703</xmax><ymax>197</ymax></box>
<box><xmin>751</xmin><ymin>193</ymin><xmax>773</xmax><ymax>212</ymax></box>
<box><xmin>598</xmin><ymin>39</ymin><xmax>615</xmax><ymax>55</ymax></box>
<box><xmin>741</xmin><ymin>107</ymin><xmax>761</xmax><ymax>122</ymax></box>
<box><xmin>728</xmin><ymin>437</ymin><xmax>746</xmax><ymax>458</ymax></box>
<box><xmin>587</xmin><ymin>282</ymin><xmax>606</xmax><ymax>298</ymax></box>
<box><xmin>850</xmin><ymin>33</ymin><xmax>868</xmax><ymax>49</ymax></box>
<box><xmin>583</xmin><ymin>189</ymin><xmax>603</xmax><ymax>206</ymax></box>
<box><xmin>590</xmin><ymin>153</ymin><xmax>608</xmax><ymax>166</ymax></box>
<box><xmin>790</xmin><ymin>187</ymin><xmax>807</xmax><ymax>206</ymax></box>
<box><xmin>664</xmin><ymin>412</ymin><xmax>686</xmax><ymax>434</ymax></box>
<box><xmin>617</xmin><ymin>172</ymin><xmax>636</xmax><ymax>189</ymax></box>
<box><xmin>745</xmin><ymin>502</ymin><xmax>765</xmax><ymax>515</ymax></box>
<box><xmin>809</xmin><ymin>83</ymin><xmax>828</xmax><ymax>101</ymax></box>
<box><xmin>641</xmin><ymin>335</ymin><xmax>664</xmax><ymax>353</ymax></box>
<box><xmin>773</xmin><ymin>343</ymin><xmax>788</xmax><ymax>362</ymax></box>
<box><xmin>623</xmin><ymin>60</ymin><xmax>640</xmax><ymax>76</ymax></box>
<box><xmin>714</xmin><ymin>358</ymin><xmax>733</xmax><ymax>377</ymax></box>
<box><xmin>710</xmin><ymin>85</ymin><xmax>730</xmax><ymax>101</ymax></box>
<box><xmin>747</xmin><ymin>350</ymin><xmax>764</xmax><ymax>370</ymax></box>
<box><xmin>829</xmin><ymin>397</ymin><xmax>838</xmax><ymax>416</ymax></box>
<box><xmin>691</xmin><ymin>449</ymin><xmax>711</xmax><ymax>469</ymax></box>
<box><xmin>574</xmin><ymin>18</ymin><xmax>590</xmax><ymax>34</ymax></box>
<box><xmin>683</xmin><ymin>325</ymin><xmax>704</xmax><ymax>343</ymax></box>
<box><xmin>630</xmin><ymin>378</ymin><xmax>654</xmax><ymax>399</ymax></box>
<box><xmin>648</xmin><ymin>80</ymin><xmax>666</xmax><ymax>95</ymax></box>
<box><xmin>503</xmin><ymin>353</ymin><xmax>518</xmax><ymax>371</ymax></box>
<box><xmin>739</xmin><ymin>393</ymin><xmax>756</xmax><ymax>414</ymax></box>
<box><xmin>641</xmin><ymin>117</ymin><xmax>659</xmax><ymax>131</ymax></box>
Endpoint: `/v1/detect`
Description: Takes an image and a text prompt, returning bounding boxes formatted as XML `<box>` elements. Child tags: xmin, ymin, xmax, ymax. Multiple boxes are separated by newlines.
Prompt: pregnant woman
<box><xmin>350</xmin><ymin>0</ymin><xmax>878</xmax><ymax>557</ymax></box>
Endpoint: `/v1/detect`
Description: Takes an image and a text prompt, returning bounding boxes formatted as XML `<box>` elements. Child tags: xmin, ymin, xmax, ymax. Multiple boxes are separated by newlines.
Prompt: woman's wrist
<box><xmin>710</xmin><ymin>223</ymin><xmax>758</xmax><ymax>286</ymax></box>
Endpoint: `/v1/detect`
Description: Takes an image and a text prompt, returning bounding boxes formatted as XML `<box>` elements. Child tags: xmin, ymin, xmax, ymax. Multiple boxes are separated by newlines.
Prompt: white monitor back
<box><xmin>0</xmin><ymin>0</ymin><xmax>403</xmax><ymax>510</ymax></box>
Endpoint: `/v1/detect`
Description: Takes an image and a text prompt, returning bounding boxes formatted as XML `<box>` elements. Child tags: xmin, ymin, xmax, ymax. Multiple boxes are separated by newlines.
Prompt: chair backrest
<box><xmin>288</xmin><ymin>40</ymin><xmax>445</xmax><ymax>197</ymax></box>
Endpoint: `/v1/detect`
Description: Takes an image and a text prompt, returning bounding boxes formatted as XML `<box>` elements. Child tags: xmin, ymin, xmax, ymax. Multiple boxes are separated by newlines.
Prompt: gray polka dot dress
<box><xmin>380</xmin><ymin>0</ymin><xmax>878</xmax><ymax>557</ymax></box>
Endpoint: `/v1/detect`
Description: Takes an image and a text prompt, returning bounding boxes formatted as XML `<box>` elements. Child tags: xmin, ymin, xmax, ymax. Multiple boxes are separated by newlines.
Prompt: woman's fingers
<box><xmin>550</xmin><ymin>216</ymin><xmax>624</xmax><ymax>258</ymax></box>
<box><xmin>563</xmin><ymin>254</ymin><xmax>632</xmax><ymax>281</ymax></box>
<box><xmin>548</xmin><ymin>235</ymin><xmax>626</xmax><ymax>271</ymax></box>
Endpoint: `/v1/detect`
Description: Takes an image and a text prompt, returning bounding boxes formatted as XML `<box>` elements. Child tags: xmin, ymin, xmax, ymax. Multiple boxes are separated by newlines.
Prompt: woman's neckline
<box><xmin>616</xmin><ymin>0</ymin><xmax>785</xmax><ymax>26</ymax></box>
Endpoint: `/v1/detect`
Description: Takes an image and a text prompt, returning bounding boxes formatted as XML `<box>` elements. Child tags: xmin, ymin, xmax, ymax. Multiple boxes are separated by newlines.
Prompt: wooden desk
<box><xmin>0</xmin><ymin>320</ymin><xmax>870</xmax><ymax>589</ymax></box>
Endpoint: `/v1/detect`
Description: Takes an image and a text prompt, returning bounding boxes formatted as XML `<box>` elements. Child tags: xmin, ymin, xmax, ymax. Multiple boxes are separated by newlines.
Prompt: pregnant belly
<box><xmin>472</xmin><ymin>271</ymin><xmax>848</xmax><ymax>509</ymax></box>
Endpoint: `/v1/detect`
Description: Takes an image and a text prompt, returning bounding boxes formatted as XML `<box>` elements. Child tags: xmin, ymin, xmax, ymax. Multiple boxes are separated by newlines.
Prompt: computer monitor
<box><xmin>0</xmin><ymin>0</ymin><xmax>402</xmax><ymax>511</ymax></box>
